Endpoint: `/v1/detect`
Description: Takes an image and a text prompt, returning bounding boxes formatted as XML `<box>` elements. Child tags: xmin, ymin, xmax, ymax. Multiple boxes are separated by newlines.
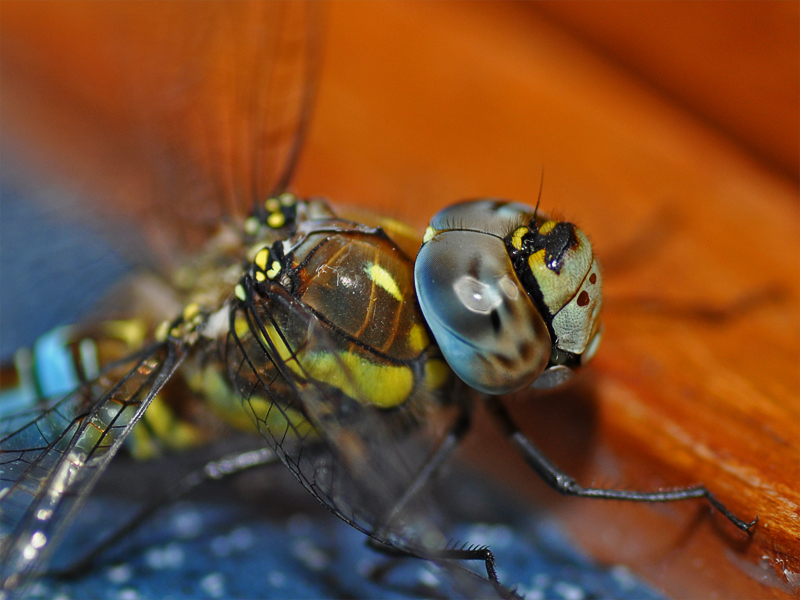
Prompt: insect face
<box><xmin>415</xmin><ymin>199</ymin><xmax>602</xmax><ymax>395</ymax></box>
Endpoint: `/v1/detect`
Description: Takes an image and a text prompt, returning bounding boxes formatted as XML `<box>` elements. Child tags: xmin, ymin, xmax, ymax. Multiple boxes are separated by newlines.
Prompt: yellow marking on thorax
<box><xmin>301</xmin><ymin>352</ymin><xmax>414</xmax><ymax>409</ymax></box>
<box><xmin>423</xmin><ymin>226</ymin><xmax>438</xmax><ymax>244</ymax></box>
<box><xmin>234</xmin><ymin>312</ymin><xmax>250</xmax><ymax>338</ymax></box>
<box><xmin>155</xmin><ymin>320</ymin><xmax>170</xmax><ymax>342</ymax></box>
<box><xmin>129</xmin><ymin>396</ymin><xmax>203</xmax><ymax>460</ymax></box>
<box><xmin>266</xmin><ymin>261</ymin><xmax>281</xmax><ymax>279</ymax></box>
<box><xmin>244</xmin><ymin>217</ymin><xmax>261</xmax><ymax>236</ymax></box>
<box><xmin>408</xmin><ymin>323</ymin><xmax>430</xmax><ymax>353</ymax></box>
<box><xmin>188</xmin><ymin>366</ymin><xmax>315</xmax><ymax>438</ymax></box>
<box><xmin>247</xmin><ymin>242</ymin><xmax>268</xmax><ymax>262</ymax></box>
<box><xmin>267</xmin><ymin>212</ymin><xmax>286</xmax><ymax>228</ymax></box>
<box><xmin>259</xmin><ymin>322</ymin><xmax>414</xmax><ymax>409</ymax></box>
<box><xmin>183</xmin><ymin>303</ymin><xmax>201</xmax><ymax>321</ymax></box>
<box><xmin>380</xmin><ymin>217</ymin><xmax>418</xmax><ymax>241</ymax></box>
<box><xmin>255</xmin><ymin>248</ymin><xmax>269</xmax><ymax>270</ymax></box>
<box><xmin>511</xmin><ymin>227</ymin><xmax>528</xmax><ymax>250</ymax></box>
<box><xmin>425</xmin><ymin>358</ymin><xmax>451</xmax><ymax>391</ymax></box>
<box><xmin>365</xmin><ymin>263</ymin><xmax>403</xmax><ymax>302</ymax></box>
<box><xmin>102</xmin><ymin>320</ymin><xmax>148</xmax><ymax>348</ymax></box>
<box><xmin>528</xmin><ymin>249</ymin><xmax>546</xmax><ymax>272</ymax></box>
<box><xmin>538</xmin><ymin>220</ymin><xmax>557</xmax><ymax>235</ymax></box>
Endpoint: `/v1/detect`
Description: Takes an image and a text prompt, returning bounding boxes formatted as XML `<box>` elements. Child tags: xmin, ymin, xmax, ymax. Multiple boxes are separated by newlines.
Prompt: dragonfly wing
<box><xmin>229</xmin><ymin>284</ymin><xmax>436</xmax><ymax>536</ymax></box>
<box><xmin>0</xmin><ymin>341</ymin><xmax>186</xmax><ymax>593</ymax></box>
<box><xmin>0</xmin><ymin>1</ymin><xmax>321</xmax><ymax>269</ymax></box>
<box><xmin>228</xmin><ymin>287</ymin><xmax>512</xmax><ymax>597</ymax></box>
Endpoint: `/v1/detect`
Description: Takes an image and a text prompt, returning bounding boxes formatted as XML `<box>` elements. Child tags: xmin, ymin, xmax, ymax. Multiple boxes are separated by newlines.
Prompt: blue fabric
<box><xmin>0</xmin><ymin>185</ymin><xmax>130</xmax><ymax>361</ymax></box>
<box><xmin>29</xmin><ymin>495</ymin><xmax>663</xmax><ymax>600</ymax></box>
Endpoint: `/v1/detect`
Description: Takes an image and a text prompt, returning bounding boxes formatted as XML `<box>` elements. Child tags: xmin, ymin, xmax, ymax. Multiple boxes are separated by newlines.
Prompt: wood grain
<box><xmin>532</xmin><ymin>0</ymin><xmax>800</xmax><ymax>180</ymax></box>
<box><xmin>293</xmin><ymin>2</ymin><xmax>799</xmax><ymax>598</ymax></box>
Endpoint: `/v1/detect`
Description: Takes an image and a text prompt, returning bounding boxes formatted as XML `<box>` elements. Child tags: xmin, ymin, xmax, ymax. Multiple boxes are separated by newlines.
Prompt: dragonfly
<box><xmin>0</xmin><ymin>3</ymin><xmax>756</xmax><ymax>599</ymax></box>
<box><xmin>0</xmin><ymin>4</ymin><xmax>514</xmax><ymax>597</ymax></box>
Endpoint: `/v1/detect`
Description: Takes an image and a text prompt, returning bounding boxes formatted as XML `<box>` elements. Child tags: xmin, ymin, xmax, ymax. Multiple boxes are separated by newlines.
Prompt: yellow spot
<box><xmin>365</xmin><ymin>263</ymin><xmax>403</xmax><ymax>302</ymax></box>
<box><xmin>279</xmin><ymin>192</ymin><xmax>296</xmax><ymax>206</ymax></box>
<box><xmin>267</xmin><ymin>212</ymin><xmax>286</xmax><ymax>228</ymax></box>
<box><xmin>380</xmin><ymin>218</ymin><xmax>418</xmax><ymax>241</ymax></box>
<box><xmin>129</xmin><ymin>396</ymin><xmax>202</xmax><ymax>459</ymax></box>
<box><xmin>256</xmin><ymin>322</ymin><xmax>414</xmax><ymax>409</ymax></box>
<box><xmin>423</xmin><ymin>226</ymin><xmax>437</xmax><ymax>244</ymax></box>
<box><xmin>539</xmin><ymin>220</ymin><xmax>557</xmax><ymax>235</ymax></box>
<box><xmin>129</xmin><ymin>425</ymin><xmax>159</xmax><ymax>460</ymax></box>
<box><xmin>142</xmin><ymin>397</ymin><xmax>197</xmax><ymax>446</ymax></box>
<box><xmin>425</xmin><ymin>359</ymin><xmax>451</xmax><ymax>391</ymax></box>
<box><xmin>255</xmin><ymin>248</ymin><xmax>269</xmax><ymax>271</ymax></box>
<box><xmin>301</xmin><ymin>352</ymin><xmax>413</xmax><ymax>409</ymax></box>
<box><xmin>511</xmin><ymin>227</ymin><xmax>528</xmax><ymax>250</ymax></box>
<box><xmin>191</xmin><ymin>366</ymin><xmax>312</xmax><ymax>437</ymax></box>
<box><xmin>255</xmin><ymin>271</ymin><xmax>266</xmax><ymax>282</ymax></box>
<box><xmin>183</xmin><ymin>303</ymin><xmax>201</xmax><ymax>321</ymax></box>
<box><xmin>155</xmin><ymin>321</ymin><xmax>170</xmax><ymax>342</ymax></box>
<box><xmin>528</xmin><ymin>249</ymin><xmax>546</xmax><ymax>272</ymax></box>
<box><xmin>188</xmin><ymin>368</ymin><xmax>250</xmax><ymax>430</ymax></box>
<box><xmin>260</xmin><ymin>400</ymin><xmax>314</xmax><ymax>439</ymax></box>
<box><xmin>170</xmin><ymin>326</ymin><xmax>182</xmax><ymax>338</ymax></box>
<box><xmin>234</xmin><ymin>313</ymin><xmax>250</xmax><ymax>338</ymax></box>
<box><xmin>408</xmin><ymin>323</ymin><xmax>430</xmax><ymax>353</ymax></box>
<box><xmin>246</xmin><ymin>243</ymin><xmax>268</xmax><ymax>261</ymax></box>
<box><xmin>258</xmin><ymin>323</ymin><xmax>294</xmax><ymax>363</ymax></box>
<box><xmin>235</xmin><ymin>284</ymin><xmax>246</xmax><ymax>301</ymax></box>
<box><xmin>265</xmin><ymin>197</ymin><xmax>280</xmax><ymax>212</ymax></box>
<box><xmin>244</xmin><ymin>217</ymin><xmax>260</xmax><ymax>235</ymax></box>
<box><xmin>103</xmin><ymin>320</ymin><xmax>147</xmax><ymax>348</ymax></box>
<box><xmin>266</xmin><ymin>260</ymin><xmax>281</xmax><ymax>279</ymax></box>
<box><xmin>188</xmin><ymin>342</ymin><xmax>316</xmax><ymax>438</ymax></box>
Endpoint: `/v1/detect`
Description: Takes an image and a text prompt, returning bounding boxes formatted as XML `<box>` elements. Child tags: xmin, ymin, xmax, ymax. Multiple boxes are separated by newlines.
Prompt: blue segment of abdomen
<box><xmin>0</xmin><ymin>326</ymin><xmax>80</xmax><ymax>415</ymax></box>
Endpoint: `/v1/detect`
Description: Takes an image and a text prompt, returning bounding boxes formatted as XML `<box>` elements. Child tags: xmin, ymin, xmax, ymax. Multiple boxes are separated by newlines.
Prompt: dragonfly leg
<box><xmin>483</xmin><ymin>395</ymin><xmax>758</xmax><ymax>533</ymax></box>
<box><xmin>52</xmin><ymin>447</ymin><xmax>280</xmax><ymax>578</ymax></box>
<box><xmin>366</xmin><ymin>537</ymin><xmax>522</xmax><ymax>599</ymax></box>
<box><xmin>373</xmin><ymin>407</ymin><xmax>473</xmax><ymax>538</ymax></box>
<box><xmin>365</xmin><ymin>407</ymin><xmax>471</xmax><ymax>556</ymax></box>
<box><xmin>364</xmin><ymin>405</ymin><xmax>520</xmax><ymax>593</ymax></box>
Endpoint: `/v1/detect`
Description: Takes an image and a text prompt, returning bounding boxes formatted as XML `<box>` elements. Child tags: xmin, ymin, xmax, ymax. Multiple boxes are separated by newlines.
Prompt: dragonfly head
<box><xmin>415</xmin><ymin>199</ymin><xmax>602</xmax><ymax>395</ymax></box>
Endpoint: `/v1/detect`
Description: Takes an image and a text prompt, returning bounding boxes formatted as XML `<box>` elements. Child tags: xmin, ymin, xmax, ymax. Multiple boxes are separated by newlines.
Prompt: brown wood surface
<box><xmin>292</xmin><ymin>2</ymin><xmax>800</xmax><ymax>598</ymax></box>
<box><xmin>532</xmin><ymin>0</ymin><xmax>800</xmax><ymax>181</ymax></box>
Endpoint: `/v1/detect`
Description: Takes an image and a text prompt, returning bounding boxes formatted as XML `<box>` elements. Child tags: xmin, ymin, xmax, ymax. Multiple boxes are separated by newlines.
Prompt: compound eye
<box><xmin>415</xmin><ymin>230</ymin><xmax>551</xmax><ymax>394</ymax></box>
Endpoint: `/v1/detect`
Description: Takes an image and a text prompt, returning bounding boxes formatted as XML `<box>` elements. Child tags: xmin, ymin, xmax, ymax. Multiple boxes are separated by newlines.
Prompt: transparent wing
<box><xmin>0</xmin><ymin>1</ymin><xmax>320</xmax><ymax>270</ymax></box>
<box><xmin>0</xmin><ymin>341</ymin><xmax>186</xmax><ymax>593</ymax></box>
<box><xmin>227</xmin><ymin>283</ymin><xmax>506</xmax><ymax>597</ymax></box>
<box><xmin>229</xmin><ymin>284</ymin><xmax>421</xmax><ymax>537</ymax></box>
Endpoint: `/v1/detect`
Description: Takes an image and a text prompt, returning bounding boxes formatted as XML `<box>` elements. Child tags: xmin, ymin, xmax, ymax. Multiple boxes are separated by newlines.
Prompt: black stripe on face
<box><xmin>531</xmin><ymin>222</ymin><xmax>577</xmax><ymax>274</ymax></box>
<box><xmin>503</xmin><ymin>221</ymin><xmax>577</xmax><ymax>338</ymax></box>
